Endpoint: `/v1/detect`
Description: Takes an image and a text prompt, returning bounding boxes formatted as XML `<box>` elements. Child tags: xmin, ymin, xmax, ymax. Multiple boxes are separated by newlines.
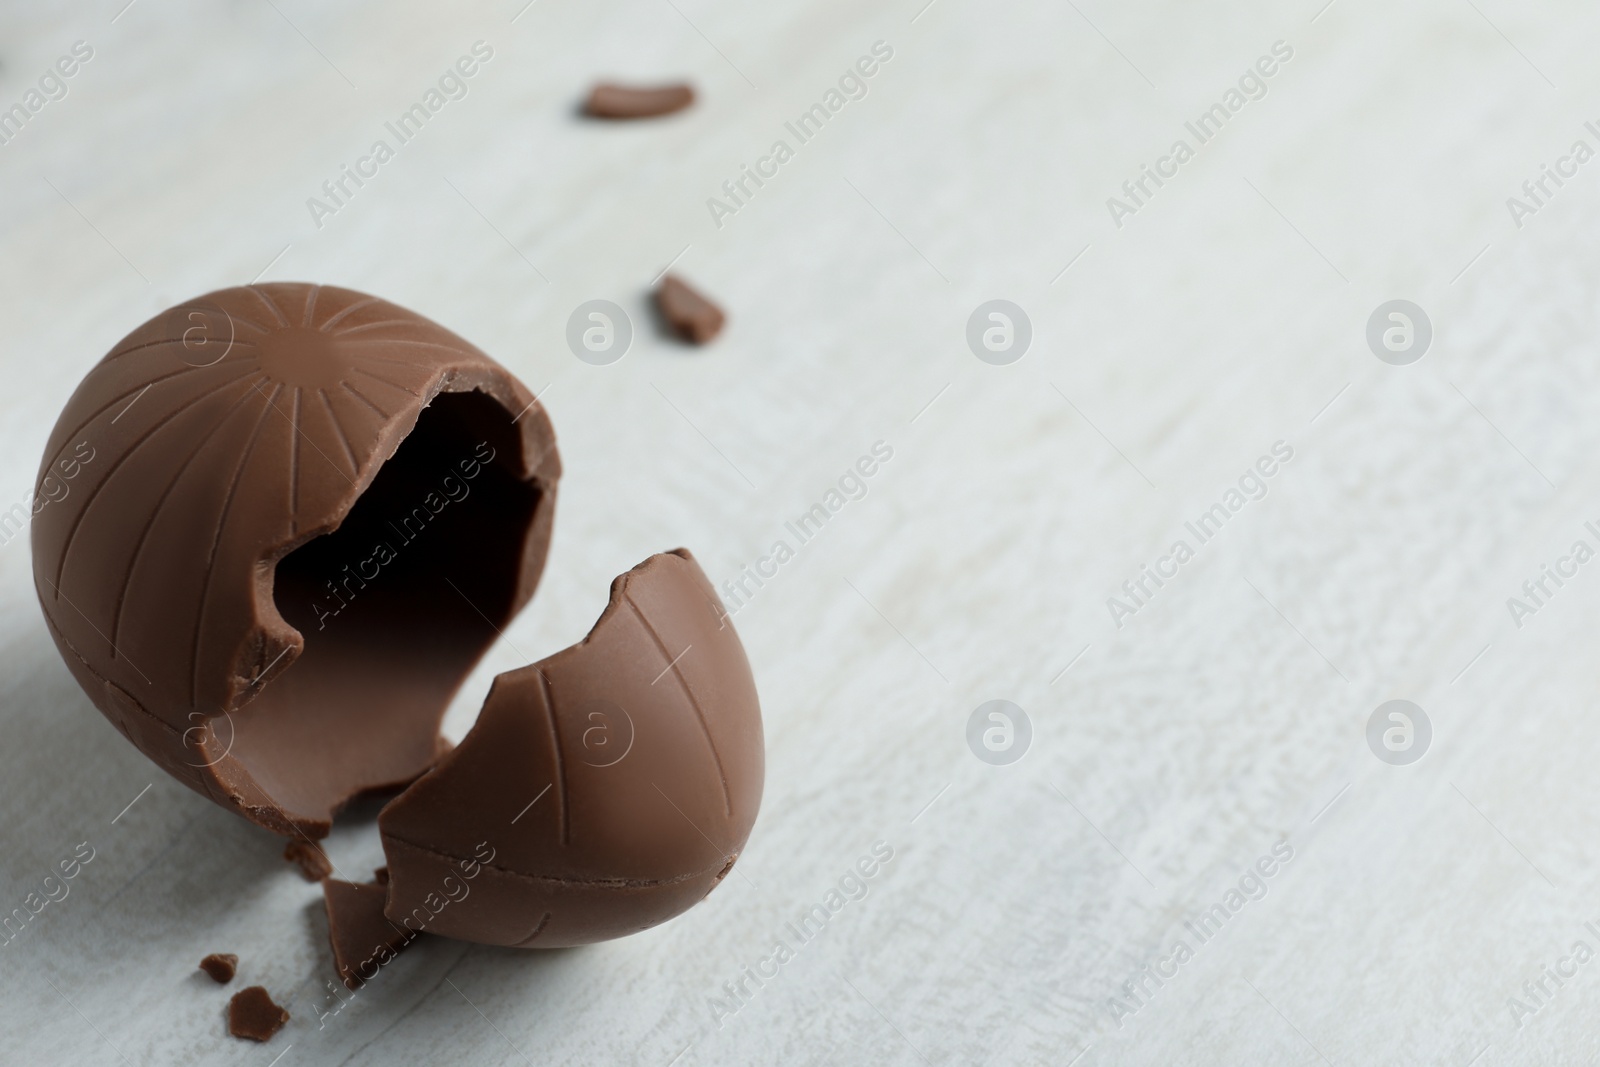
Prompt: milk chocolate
<box><xmin>655</xmin><ymin>275</ymin><xmax>725</xmax><ymax>344</ymax></box>
<box><xmin>36</xmin><ymin>286</ymin><xmax>765</xmax><ymax>960</ymax></box>
<box><xmin>377</xmin><ymin>549</ymin><xmax>762</xmax><ymax>947</ymax></box>
<box><xmin>198</xmin><ymin>953</ymin><xmax>237</xmax><ymax>983</ymax></box>
<box><xmin>227</xmin><ymin>986</ymin><xmax>288</xmax><ymax>1041</ymax></box>
<box><xmin>323</xmin><ymin>878</ymin><xmax>415</xmax><ymax>990</ymax></box>
<box><xmin>584</xmin><ymin>82</ymin><xmax>694</xmax><ymax>119</ymax></box>
<box><xmin>284</xmin><ymin>839</ymin><xmax>332</xmax><ymax>882</ymax></box>
<box><xmin>31</xmin><ymin>283</ymin><xmax>560</xmax><ymax>839</ymax></box>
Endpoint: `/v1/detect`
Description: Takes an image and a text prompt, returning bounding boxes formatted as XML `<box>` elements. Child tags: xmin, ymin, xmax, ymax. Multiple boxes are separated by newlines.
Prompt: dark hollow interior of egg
<box><xmin>226</xmin><ymin>391</ymin><xmax>540</xmax><ymax>829</ymax></box>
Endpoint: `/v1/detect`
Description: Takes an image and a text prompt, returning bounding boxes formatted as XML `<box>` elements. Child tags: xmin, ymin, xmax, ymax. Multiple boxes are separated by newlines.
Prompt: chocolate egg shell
<box><xmin>377</xmin><ymin>549</ymin><xmax>763</xmax><ymax>947</ymax></box>
<box><xmin>583</xmin><ymin>82</ymin><xmax>695</xmax><ymax>119</ymax></box>
<box><xmin>32</xmin><ymin>283</ymin><xmax>560</xmax><ymax>838</ymax></box>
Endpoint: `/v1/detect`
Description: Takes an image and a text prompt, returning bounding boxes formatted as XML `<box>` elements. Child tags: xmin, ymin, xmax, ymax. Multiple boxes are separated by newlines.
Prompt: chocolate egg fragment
<box><xmin>32</xmin><ymin>283</ymin><xmax>560</xmax><ymax>838</ymax></box>
<box><xmin>377</xmin><ymin>549</ymin><xmax>763</xmax><ymax>947</ymax></box>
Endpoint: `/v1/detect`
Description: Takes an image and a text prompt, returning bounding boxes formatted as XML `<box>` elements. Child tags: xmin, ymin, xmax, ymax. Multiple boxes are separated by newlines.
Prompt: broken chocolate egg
<box><xmin>36</xmin><ymin>284</ymin><xmax>765</xmax><ymax>955</ymax></box>
<box><xmin>378</xmin><ymin>549</ymin><xmax>763</xmax><ymax>947</ymax></box>
<box><xmin>32</xmin><ymin>283</ymin><xmax>560</xmax><ymax>838</ymax></box>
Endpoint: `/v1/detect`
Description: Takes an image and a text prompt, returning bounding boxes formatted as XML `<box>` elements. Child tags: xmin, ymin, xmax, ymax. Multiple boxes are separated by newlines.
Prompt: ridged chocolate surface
<box><xmin>378</xmin><ymin>549</ymin><xmax>763</xmax><ymax>947</ymax></box>
<box><xmin>32</xmin><ymin>283</ymin><xmax>560</xmax><ymax>837</ymax></box>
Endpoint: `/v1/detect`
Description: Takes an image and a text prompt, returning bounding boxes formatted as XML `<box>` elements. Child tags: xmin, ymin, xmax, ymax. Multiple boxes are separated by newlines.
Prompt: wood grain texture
<box><xmin>1</xmin><ymin>0</ymin><xmax>1597</xmax><ymax>1064</ymax></box>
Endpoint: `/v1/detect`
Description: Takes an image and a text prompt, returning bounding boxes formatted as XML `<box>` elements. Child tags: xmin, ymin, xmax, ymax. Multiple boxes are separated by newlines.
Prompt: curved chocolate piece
<box><xmin>584</xmin><ymin>82</ymin><xmax>694</xmax><ymax>119</ymax></box>
<box><xmin>377</xmin><ymin>549</ymin><xmax>763</xmax><ymax>947</ymax></box>
<box><xmin>324</xmin><ymin>878</ymin><xmax>414</xmax><ymax>990</ymax></box>
<box><xmin>32</xmin><ymin>284</ymin><xmax>560</xmax><ymax>838</ymax></box>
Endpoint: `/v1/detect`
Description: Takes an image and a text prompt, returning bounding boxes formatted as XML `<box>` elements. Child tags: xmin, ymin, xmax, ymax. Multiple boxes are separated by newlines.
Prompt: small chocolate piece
<box><xmin>655</xmin><ymin>275</ymin><xmax>725</xmax><ymax>345</ymax></box>
<box><xmin>323</xmin><ymin>878</ymin><xmax>415</xmax><ymax>990</ymax></box>
<box><xmin>584</xmin><ymin>82</ymin><xmax>694</xmax><ymax>119</ymax></box>
<box><xmin>227</xmin><ymin>986</ymin><xmax>288</xmax><ymax>1042</ymax></box>
<box><xmin>198</xmin><ymin>953</ymin><xmax>238</xmax><ymax>983</ymax></box>
<box><xmin>373</xmin><ymin>866</ymin><xmax>389</xmax><ymax>885</ymax></box>
<box><xmin>284</xmin><ymin>840</ymin><xmax>332</xmax><ymax>882</ymax></box>
<box><xmin>32</xmin><ymin>284</ymin><xmax>560</xmax><ymax>840</ymax></box>
<box><xmin>377</xmin><ymin>549</ymin><xmax>762</xmax><ymax>947</ymax></box>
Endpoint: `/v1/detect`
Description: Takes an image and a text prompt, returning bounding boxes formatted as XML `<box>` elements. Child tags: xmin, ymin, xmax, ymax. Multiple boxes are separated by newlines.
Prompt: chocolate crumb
<box><xmin>584</xmin><ymin>82</ymin><xmax>694</xmax><ymax>119</ymax></box>
<box><xmin>373</xmin><ymin>866</ymin><xmax>389</xmax><ymax>885</ymax></box>
<box><xmin>655</xmin><ymin>275</ymin><xmax>725</xmax><ymax>345</ymax></box>
<box><xmin>227</xmin><ymin>986</ymin><xmax>289</xmax><ymax>1042</ymax></box>
<box><xmin>198</xmin><ymin>953</ymin><xmax>238</xmax><ymax>984</ymax></box>
<box><xmin>284</xmin><ymin>840</ymin><xmax>332</xmax><ymax>882</ymax></box>
<box><xmin>324</xmin><ymin>878</ymin><xmax>416</xmax><ymax>990</ymax></box>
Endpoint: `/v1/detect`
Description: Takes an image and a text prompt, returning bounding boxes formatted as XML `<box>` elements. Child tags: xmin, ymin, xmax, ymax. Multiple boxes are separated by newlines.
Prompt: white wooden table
<box><xmin>3</xmin><ymin>0</ymin><xmax>1599</xmax><ymax>1063</ymax></box>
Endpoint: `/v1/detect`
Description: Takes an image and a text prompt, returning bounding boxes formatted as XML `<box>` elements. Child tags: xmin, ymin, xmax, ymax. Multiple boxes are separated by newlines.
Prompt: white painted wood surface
<box><xmin>3</xmin><ymin>0</ymin><xmax>1599</xmax><ymax>1063</ymax></box>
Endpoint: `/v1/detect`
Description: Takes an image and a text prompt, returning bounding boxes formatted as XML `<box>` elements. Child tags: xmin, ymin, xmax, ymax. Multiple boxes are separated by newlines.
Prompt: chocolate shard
<box><xmin>584</xmin><ymin>82</ymin><xmax>694</xmax><ymax>119</ymax></box>
<box><xmin>227</xmin><ymin>986</ymin><xmax>288</xmax><ymax>1041</ymax></box>
<box><xmin>373</xmin><ymin>866</ymin><xmax>389</xmax><ymax>885</ymax></box>
<box><xmin>198</xmin><ymin>953</ymin><xmax>237</xmax><ymax>983</ymax></box>
<box><xmin>323</xmin><ymin>878</ymin><xmax>416</xmax><ymax>990</ymax></box>
<box><xmin>655</xmin><ymin>275</ymin><xmax>725</xmax><ymax>345</ymax></box>
<box><xmin>31</xmin><ymin>284</ymin><xmax>561</xmax><ymax>840</ymax></box>
<box><xmin>284</xmin><ymin>839</ymin><xmax>332</xmax><ymax>882</ymax></box>
<box><xmin>376</xmin><ymin>549</ymin><xmax>763</xmax><ymax>948</ymax></box>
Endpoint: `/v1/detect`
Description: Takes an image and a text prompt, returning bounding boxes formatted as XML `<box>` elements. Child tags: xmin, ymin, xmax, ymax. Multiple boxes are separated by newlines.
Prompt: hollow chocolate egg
<box><xmin>31</xmin><ymin>283</ymin><xmax>764</xmax><ymax>953</ymax></box>
<box><xmin>35</xmin><ymin>283</ymin><xmax>764</xmax><ymax>948</ymax></box>
<box><xmin>31</xmin><ymin>282</ymin><xmax>560</xmax><ymax>837</ymax></box>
